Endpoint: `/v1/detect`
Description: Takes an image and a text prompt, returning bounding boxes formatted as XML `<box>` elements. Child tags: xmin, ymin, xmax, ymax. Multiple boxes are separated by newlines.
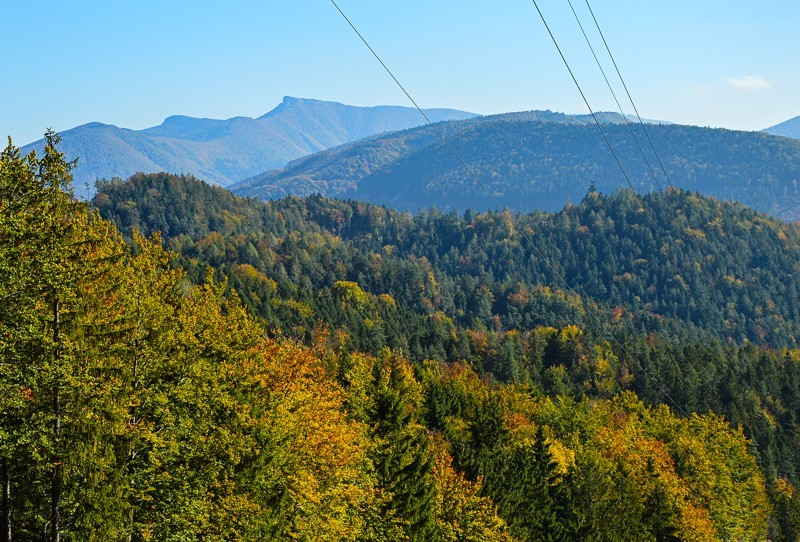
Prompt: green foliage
<box><xmin>422</xmin><ymin>371</ymin><xmax>772</xmax><ymax>541</ymax></box>
<box><xmin>2</xmin><ymin>137</ymin><xmax>375</xmax><ymax>541</ymax></box>
<box><xmin>92</xmin><ymin>173</ymin><xmax>800</xmax><ymax>484</ymax></box>
<box><xmin>5</xmin><ymin>141</ymin><xmax>800</xmax><ymax>539</ymax></box>
<box><xmin>366</xmin><ymin>353</ymin><xmax>437</xmax><ymax>541</ymax></box>
<box><xmin>96</xmin><ymin>173</ymin><xmax>800</xmax><ymax>349</ymax></box>
<box><xmin>484</xmin><ymin>426</ymin><xmax>572</xmax><ymax>541</ymax></box>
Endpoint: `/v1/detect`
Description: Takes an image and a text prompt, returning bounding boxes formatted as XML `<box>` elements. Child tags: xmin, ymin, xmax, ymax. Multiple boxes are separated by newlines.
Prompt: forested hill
<box><xmin>90</xmin><ymin>172</ymin><xmax>800</xmax><ymax>538</ymax></box>
<box><xmin>228</xmin><ymin>109</ymin><xmax>644</xmax><ymax>200</ymax></box>
<box><xmin>233</xmin><ymin>115</ymin><xmax>800</xmax><ymax>221</ymax></box>
<box><xmin>98</xmin><ymin>172</ymin><xmax>800</xmax><ymax>349</ymax></box>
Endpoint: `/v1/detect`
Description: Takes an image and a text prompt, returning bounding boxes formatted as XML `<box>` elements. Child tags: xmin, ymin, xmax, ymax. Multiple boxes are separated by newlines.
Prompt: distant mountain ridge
<box><xmin>764</xmin><ymin>115</ymin><xmax>800</xmax><ymax>139</ymax></box>
<box><xmin>231</xmin><ymin>109</ymin><xmax>666</xmax><ymax>200</ymax></box>
<box><xmin>233</xmin><ymin>113</ymin><xmax>800</xmax><ymax>221</ymax></box>
<box><xmin>20</xmin><ymin>97</ymin><xmax>475</xmax><ymax>197</ymax></box>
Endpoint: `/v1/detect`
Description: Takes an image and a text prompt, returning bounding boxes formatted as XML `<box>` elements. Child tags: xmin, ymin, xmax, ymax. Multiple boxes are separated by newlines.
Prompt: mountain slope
<box><xmin>94</xmin><ymin>173</ymin><xmax>800</xmax><ymax>494</ymax></box>
<box><xmin>97</xmin><ymin>173</ymin><xmax>800</xmax><ymax>350</ymax></box>
<box><xmin>231</xmin><ymin>110</ymin><xmax>642</xmax><ymax>199</ymax></box>
<box><xmin>234</xmin><ymin>114</ymin><xmax>800</xmax><ymax>221</ymax></box>
<box><xmin>20</xmin><ymin>97</ymin><xmax>475</xmax><ymax>197</ymax></box>
<box><xmin>764</xmin><ymin>115</ymin><xmax>800</xmax><ymax>139</ymax></box>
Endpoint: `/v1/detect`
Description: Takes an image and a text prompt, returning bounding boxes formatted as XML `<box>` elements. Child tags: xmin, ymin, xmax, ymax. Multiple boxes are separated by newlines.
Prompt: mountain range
<box><xmin>20</xmin><ymin>97</ymin><xmax>475</xmax><ymax>197</ymax></box>
<box><xmin>20</xmin><ymin>96</ymin><xmax>800</xmax><ymax>221</ymax></box>
<box><xmin>233</xmin><ymin>113</ymin><xmax>800</xmax><ymax>221</ymax></box>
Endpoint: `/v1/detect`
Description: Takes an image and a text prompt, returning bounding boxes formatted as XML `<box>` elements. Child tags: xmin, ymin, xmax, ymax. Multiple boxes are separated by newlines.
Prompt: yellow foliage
<box><xmin>684</xmin><ymin>226</ymin><xmax>707</xmax><ymax>241</ymax></box>
<box><xmin>244</xmin><ymin>339</ymin><xmax>372</xmax><ymax>540</ymax></box>
<box><xmin>545</xmin><ymin>435</ymin><xmax>575</xmax><ymax>478</ymax></box>
<box><xmin>429</xmin><ymin>438</ymin><xmax>514</xmax><ymax>542</ymax></box>
<box><xmin>558</xmin><ymin>324</ymin><xmax>582</xmax><ymax>343</ymax></box>
<box><xmin>332</xmin><ymin>280</ymin><xmax>370</xmax><ymax>309</ymax></box>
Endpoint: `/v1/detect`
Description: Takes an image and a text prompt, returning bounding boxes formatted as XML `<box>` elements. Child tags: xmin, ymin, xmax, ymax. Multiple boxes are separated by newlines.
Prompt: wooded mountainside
<box><xmin>94</xmin><ymin>170</ymin><xmax>800</xmax><ymax>539</ymax></box>
<box><xmin>3</xmin><ymin>139</ymin><xmax>800</xmax><ymax>541</ymax></box>
<box><xmin>233</xmin><ymin>117</ymin><xmax>800</xmax><ymax>221</ymax></box>
<box><xmin>101</xmin><ymin>172</ymin><xmax>800</xmax><ymax>349</ymax></box>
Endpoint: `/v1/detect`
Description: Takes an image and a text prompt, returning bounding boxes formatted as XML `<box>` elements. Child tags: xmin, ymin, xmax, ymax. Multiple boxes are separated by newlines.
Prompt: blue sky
<box><xmin>2</xmin><ymin>1</ymin><xmax>798</xmax><ymax>145</ymax></box>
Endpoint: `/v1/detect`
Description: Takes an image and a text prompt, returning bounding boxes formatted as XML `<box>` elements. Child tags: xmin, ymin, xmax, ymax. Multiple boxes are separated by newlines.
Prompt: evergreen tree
<box><xmin>369</xmin><ymin>353</ymin><xmax>438</xmax><ymax>541</ymax></box>
<box><xmin>486</xmin><ymin>425</ymin><xmax>570</xmax><ymax>541</ymax></box>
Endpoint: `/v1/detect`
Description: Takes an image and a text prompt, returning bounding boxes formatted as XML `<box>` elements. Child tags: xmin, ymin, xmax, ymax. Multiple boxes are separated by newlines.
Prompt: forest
<box><xmin>3</xmin><ymin>137</ymin><xmax>800</xmax><ymax>541</ymax></box>
<box><xmin>233</xmin><ymin>116</ymin><xmax>800</xmax><ymax>221</ymax></box>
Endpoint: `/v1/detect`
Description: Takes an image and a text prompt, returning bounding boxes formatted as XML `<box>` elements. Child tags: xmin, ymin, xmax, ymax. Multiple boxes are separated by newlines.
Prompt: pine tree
<box><xmin>369</xmin><ymin>352</ymin><xmax>438</xmax><ymax>541</ymax></box>
<box><xmin>642</xmin><ymin>459</ymin><xmax>680</xmax><ymax>542</ymax></box>
<box><xmin>486</xmin><ymin>425</ymin><xmax>570</xmax><ymax>541</ymax></box>
<box><xmin>0</xmin><ymin>132</ymin><xmax>81</xmax><ymax>542</ymax></box>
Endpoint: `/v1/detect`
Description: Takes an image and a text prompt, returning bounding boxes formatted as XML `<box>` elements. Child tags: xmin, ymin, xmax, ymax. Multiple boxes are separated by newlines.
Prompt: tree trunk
<box><xmin>2</xmin><ymin>457</ymin><xmax>10</xmax><ymax>542</ymax></box>
<box><xmin>50</xmin><ymin>298</ymin><xmax>61</xmax><ymax>542</ymax></box>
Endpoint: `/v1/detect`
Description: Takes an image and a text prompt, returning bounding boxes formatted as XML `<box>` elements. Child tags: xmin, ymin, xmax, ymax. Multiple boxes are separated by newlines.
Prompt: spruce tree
<box><xmin>486</xmin><ymin>425</ymin><xmax>570</xmax><ymax>541</ymax></box>
<box><xmin>369</xmin><ymin>353</ymin><xmax>438</xmax><ymax>541</ymax></box>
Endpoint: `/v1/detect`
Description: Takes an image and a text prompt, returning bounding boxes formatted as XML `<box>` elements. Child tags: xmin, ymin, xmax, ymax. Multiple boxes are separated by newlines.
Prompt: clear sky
<box><xmin>2</xmin><ymin>1</ymin><xmax>798</xmax><ymax>145</ymax></box>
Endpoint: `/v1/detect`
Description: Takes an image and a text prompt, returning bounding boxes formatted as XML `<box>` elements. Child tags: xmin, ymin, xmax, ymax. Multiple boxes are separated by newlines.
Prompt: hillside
<box><xmin>19</xmin><ymin>97</ymin><xmax>475</xmax><ymax>197</ymax></box>
<box><xmin>234</xmin><ymin>114</ymin><xmax>800</xmax><ymax>221</ymax></box>
<box><xmin>92</xmin><ymin>172</ymin><xmax>800</xmax><ymax>526</ymax></box>
<box><xmin>96</xmin><ymin>173</ymin><xmax>800</xmax><ymax>350</ymax></box>
<box><xmin>8</xmin><ymin>132</ymin><xmax>797</xmax><ymax>541</ymax></box>
<box><xmin>231</xmin><ymin>110</ymin><xmax>644</xmax><ymax>199</ymax></box>
<box><xmin>765</xmin><ymin>115</ymin><xmax>800</xmax><ymax>139</ymax></box>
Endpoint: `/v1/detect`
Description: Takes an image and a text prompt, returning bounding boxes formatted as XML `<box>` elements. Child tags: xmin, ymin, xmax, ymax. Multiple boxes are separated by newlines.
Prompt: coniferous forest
<box><xmin>5</xmin><ymin>136</ymin><xmax>800</xmax><ymax>541</ymax></box>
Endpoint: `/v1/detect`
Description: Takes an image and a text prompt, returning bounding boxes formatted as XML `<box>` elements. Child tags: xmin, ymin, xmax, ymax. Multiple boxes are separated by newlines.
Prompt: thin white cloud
<box><xmin>726</xmin><ymin>75</ymin><xmax>771</xmax><ymax>91</ymax></box>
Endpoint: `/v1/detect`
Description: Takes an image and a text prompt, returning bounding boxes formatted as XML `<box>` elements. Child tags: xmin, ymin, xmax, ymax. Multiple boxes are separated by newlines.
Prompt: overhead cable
<box><xmin>528</xmin><ymin>0</ymin><xmax>716</xmax><ymax>335</ymax></box>
<box><xmin>583</xmin><ymin>0</ymin><xmax>675</xmax><ymax>189</ymax></box>
<box><xmin>329</xmin><ymin>0</ymin><xmax>691</xmax><ymax>418</ymax></box>
<box><xmin>566</xmin><ymin>0</ymin><xmax>665</xmax><ymax>193</ymax></box>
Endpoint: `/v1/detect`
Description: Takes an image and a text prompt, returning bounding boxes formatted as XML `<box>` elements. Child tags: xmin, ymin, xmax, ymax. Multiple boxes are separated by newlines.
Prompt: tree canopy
<box><xmin>2</xmin><ymin>142</ymin><xmax>799</xmax><ymax>540</ymax></box>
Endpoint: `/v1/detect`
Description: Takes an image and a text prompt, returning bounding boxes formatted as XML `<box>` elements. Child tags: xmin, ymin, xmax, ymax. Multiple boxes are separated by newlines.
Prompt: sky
<box><xmin>2</xmin><ymin>1</ymin><xmax>799</xmax><ymax>146</ymax></box>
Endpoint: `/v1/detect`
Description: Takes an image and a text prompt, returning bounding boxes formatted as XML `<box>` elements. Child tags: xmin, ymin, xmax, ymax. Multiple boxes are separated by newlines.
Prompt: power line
<box><xmin>527</xmin><ymin>0</ymin><xmax>715</xmax><ymax>336</ymax></box>
<box><xmin>328</xmin><ymin>0</ymin><xmax>691</xmax><ymax>418</ymax></box>
<box><xmin>583</xmin><ymin>0</ymin><xmax>675</xmax><ymax>190</ymax></box>
<box><xmin>567</xmin><ymin>0</ymin><xmax>736</xmax><ymax>322</ymax></box>
<box><xmin>565</xmin><ymin>0</ymin><xmax>730</xmax><ymax>315</ymax></box>
<box><xmin>328</xmin><ymin>0</ymin><xmax>507</xmax><ymax>218</ymax></box>
<box><xmin>575</xmin><ymin>0</ymin><xmax>791</xmax><ymax>306</ymax></box>
<box><xmin>565</xmin><ymin>0</ymin><xmax>665</xmax><ymax>194</ymax></box>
